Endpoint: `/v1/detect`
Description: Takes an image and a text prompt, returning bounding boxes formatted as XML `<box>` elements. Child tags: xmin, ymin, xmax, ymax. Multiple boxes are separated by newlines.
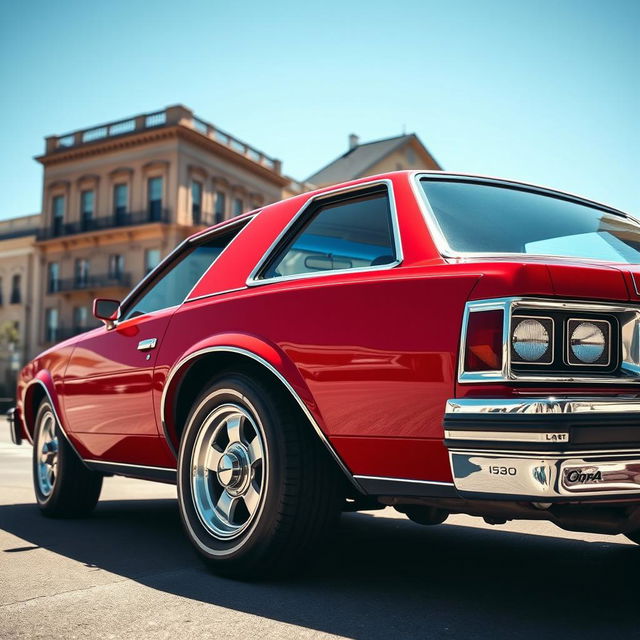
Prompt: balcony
<box><xmin>48</xmin><ymin>272</ymin><xmax>132</xmax><ymax>294</ymax></box>
<box><xmin>38</xmin><ymin>210</ymin><xmax>170</xmax><ymax>241</ymax></box>
<box><xmin>43</xmin><ymin>105</ymin><xmax>282</xmax><ymax>174</ymax></box>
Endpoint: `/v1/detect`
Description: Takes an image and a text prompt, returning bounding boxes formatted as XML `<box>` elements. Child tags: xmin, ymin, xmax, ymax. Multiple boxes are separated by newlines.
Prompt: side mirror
<box><xmin>93</xmin><ymin>298</ymin><xmax>120</xmax><ymax>329</ymax></box>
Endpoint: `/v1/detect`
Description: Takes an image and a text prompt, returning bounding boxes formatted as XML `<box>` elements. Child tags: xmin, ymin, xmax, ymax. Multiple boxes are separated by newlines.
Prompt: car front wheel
<box><xmin>32</xmin><ymin>399</ymin><xmax>103</xmax><ymax>517</ymax></box>
<box><xmin>177</xmin><ymin>373</ymin><xmax>342</xmax><ymax>579</ymax></box>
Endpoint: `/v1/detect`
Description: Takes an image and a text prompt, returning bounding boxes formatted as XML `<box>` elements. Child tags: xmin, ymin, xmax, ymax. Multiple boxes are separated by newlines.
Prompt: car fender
<box><xmin>159</xmin><ymin>332</ymin><xmax>363</xmax><ymax>491</ymax></box>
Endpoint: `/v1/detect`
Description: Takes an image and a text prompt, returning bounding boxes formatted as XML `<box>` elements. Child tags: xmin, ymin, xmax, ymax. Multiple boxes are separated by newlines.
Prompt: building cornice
<box><xmin>36</xmin><ymin>125</ymin><xmax>289</xmax><ymax>187</ymax></box>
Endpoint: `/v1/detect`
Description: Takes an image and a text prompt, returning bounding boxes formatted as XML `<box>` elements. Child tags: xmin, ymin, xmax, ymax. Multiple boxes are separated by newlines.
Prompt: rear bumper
<box><xmin>446</xmin><ymin>397</ymin><xmax>640</xmax><ymax>501</ymax></box>
<box><xmin>6</xmin><ymin>407</ymin><xmax>22</xmax><ymax>446</ymax></box>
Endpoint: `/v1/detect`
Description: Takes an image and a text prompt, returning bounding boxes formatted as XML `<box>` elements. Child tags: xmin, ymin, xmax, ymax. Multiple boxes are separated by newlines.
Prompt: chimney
<box><xmin>348</xmin><ymin>134</ymin><xmax>359</xmax><ymax>150</ymax></box>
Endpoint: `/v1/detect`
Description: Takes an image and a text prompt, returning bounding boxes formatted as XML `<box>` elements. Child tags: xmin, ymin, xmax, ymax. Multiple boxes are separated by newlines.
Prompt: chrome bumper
<box><xmin>6</xmin><ymin>407</ymin><xmax>22</xmax><ymax>446</ymax></box>
<box><xmin>446</xmin><ymin>397</ymin><xmax>640</xmax><ymax>500</ymax></box>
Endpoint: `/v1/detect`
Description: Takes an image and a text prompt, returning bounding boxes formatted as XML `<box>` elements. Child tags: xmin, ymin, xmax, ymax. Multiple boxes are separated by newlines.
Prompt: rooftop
<box><xmin>307</xmin><ymin>133</ymin><xmax>441</xmax><ymax>186</ymax></box>
<box><xmin>40</xmin><ymin>104</ymin><xmax>282</xmax><ymax>175</ymax></box>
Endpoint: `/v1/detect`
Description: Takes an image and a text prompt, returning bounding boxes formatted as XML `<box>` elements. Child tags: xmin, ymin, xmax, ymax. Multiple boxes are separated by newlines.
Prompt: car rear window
<box><xmin>420</xmin><ymin>179</ymin><xmax>640</xmax><ymax>264</ymax></box>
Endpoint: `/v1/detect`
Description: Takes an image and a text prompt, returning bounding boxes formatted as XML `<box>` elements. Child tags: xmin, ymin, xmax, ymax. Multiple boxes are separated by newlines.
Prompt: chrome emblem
<box><xmin>565</xmin><ymin>469</ymin><xmax>603</xmax><ymax>484</ymax></box>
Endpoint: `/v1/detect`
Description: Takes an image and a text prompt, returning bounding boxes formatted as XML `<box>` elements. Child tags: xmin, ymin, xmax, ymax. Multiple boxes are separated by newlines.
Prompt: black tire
<box><xmin>32</xmin><ymin>399</ymin><xmax>103</xmax><ymax>518</ymax></box>
<box><xmin>177</xmin><ymin>373</ymin><xmax>342</xmax><ymax>579</ymax></box>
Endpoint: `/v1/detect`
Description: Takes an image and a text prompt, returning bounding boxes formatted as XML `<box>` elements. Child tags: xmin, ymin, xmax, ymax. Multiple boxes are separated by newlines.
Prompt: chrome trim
<box><xmin>83</xmin><ymin>459</ymin><xmax>176</xmax><ymax>473</ymax></box>
<box><xmin>446</xmin><ymin>397</ymin><xmax>640</xmax><ymax>415</ymax></box>
<box><xmin>451</xmin><ymin>447</ymin><xmax>640</xmax><ymax>457</ymax></box>
<box><xmin>410</xmin><ymin>171</ymin><xmax>637</xmax><ymax>262</ymax></box>
<box><xmin>353</xmin><ymin>475</ymin><xmax>455</xmax><ymax>487</ymax></box>
<box><xmin>20</xmin><ymin>379</ymin><xmax>83</xmax><ymax>459</ymax></box>
<box><xmin>137</xmin><ymin>338</ymin><xmax>158</xmax><ymax>351</ymax></box>
<box><xmin>632</xmin><ymin>273</ymin><xmax>640</xmax><ymax>297</ymax></box>
<box><xmin>160</xmin><ymin>345</ymin><xmax>364</xmax><ymax>492</ymax></box>
<box><xmin>185</xmin><ymin>286</ymin><xmax>247</xmax><ymax>304</ymax></box>
<box><xmin>449</xmin><ymin>450</ymin><xmax>640</xmax><ymax>498</ymax></box>
<box><xmin>565</xmin><ymin>317</ymin><xmax>612</xmax><ymax>368</ymax></box>
<box><xmin>458</xmin><ymin>297</ymin><xmax>640</xmax><ymax>384</ymax></box>
<box><xmin>245</xmin><ymin>179</ymin><xmax>403</xmax><ymax>288</ymax></box>
<box><xmin>445</xmin><ymin>430</ymin><xmax>569</xmax><ymax>443</ymax></box>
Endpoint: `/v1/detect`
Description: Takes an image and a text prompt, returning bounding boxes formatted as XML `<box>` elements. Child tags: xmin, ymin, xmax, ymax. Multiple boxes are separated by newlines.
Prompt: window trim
<box><xmin>114</xmin><ymin>215</ymin><xmax>256</xmax><ymax>327</ymax></box>
<box><xmin>246</xmin><ymin>179</ymin><xmax>403</xmax><ymax>288</ymax></box>
<box><xmin>410</xmin><ymin>171</ymin><xmax>636</xmax><ymax>263</ymax></box>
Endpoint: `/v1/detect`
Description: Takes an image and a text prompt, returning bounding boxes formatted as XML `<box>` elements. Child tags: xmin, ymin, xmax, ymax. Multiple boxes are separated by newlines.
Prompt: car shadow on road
<box><xmin>1</xmin><ymin>498</ymin><xmax>638</xmax><ymax>639</ymax></box>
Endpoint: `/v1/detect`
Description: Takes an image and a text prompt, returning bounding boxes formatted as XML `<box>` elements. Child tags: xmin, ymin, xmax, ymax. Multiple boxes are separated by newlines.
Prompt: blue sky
<box><xmin>0</xmin><ymin>0</ymin><xmax>638</xmax><ymax>220</ymax></box>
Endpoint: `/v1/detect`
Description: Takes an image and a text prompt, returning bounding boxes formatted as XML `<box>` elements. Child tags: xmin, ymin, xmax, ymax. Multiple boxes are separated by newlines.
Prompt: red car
<box><xmin>8</xmin><ymin>170</ymin><xmax>640</xmax><ymax>577</ymax></box>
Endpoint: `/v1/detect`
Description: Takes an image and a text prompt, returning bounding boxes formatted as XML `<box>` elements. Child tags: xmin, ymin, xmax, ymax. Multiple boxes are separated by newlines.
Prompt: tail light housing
<box><xmin>463</xmin><ymin>309</ymin><xmax>504</xmax><ymax>372</ymax></box>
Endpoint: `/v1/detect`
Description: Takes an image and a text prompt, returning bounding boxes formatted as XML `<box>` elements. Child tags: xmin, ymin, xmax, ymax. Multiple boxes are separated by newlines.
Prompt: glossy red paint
<box><xmin>15</xmin><ymin>170</ymin><xmax>639</xmax><ymax>487</ymax></box>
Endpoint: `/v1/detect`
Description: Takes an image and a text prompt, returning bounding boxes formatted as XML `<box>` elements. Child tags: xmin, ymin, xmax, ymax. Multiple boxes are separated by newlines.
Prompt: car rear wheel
<box><xmin>177</xmin><ymin>373</ymin><xmax>342</xmax><ymax>579</ymax></box>
<box><xmin>32</xmin><ymin>399</ymin><xmax>103</xmax><ymax>517</ymax></box>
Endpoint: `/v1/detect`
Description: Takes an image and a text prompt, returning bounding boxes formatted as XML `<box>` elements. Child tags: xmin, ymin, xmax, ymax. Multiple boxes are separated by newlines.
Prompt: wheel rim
<box><xmin>36</xmin><ymin>410</ymin><xmax>58</xmax><ymax>497</ymax></box>
<box><xmin>191</xmin><ymin>403</ymin><xmax>266</xmax><ymax>539</ymax></box>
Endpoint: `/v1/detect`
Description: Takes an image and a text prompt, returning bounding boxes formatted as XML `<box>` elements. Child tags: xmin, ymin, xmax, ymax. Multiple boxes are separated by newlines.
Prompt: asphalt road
<box><xmin>1</xmin><ymin>417</ymin><xmax>639</xmax><ymax>640</ymax></box>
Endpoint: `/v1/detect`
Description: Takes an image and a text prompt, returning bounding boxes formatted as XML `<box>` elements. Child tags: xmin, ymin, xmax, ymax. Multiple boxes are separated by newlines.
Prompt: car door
<box><xmin>63</xmin><ymin>238</ymin><xmax>228</xmax><ymax>465</ymax></box>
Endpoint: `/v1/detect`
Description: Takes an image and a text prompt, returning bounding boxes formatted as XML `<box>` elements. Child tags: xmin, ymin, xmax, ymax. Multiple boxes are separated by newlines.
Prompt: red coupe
<box><xmin>9</xmin><ymin>170</ymin><xmax>640</xmax><ymax>577</ymax></box>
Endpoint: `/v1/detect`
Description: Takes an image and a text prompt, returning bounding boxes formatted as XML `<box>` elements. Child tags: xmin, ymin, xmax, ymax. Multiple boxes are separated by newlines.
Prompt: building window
<box><xmin>80</xmin><ymin>190</ymin><xmax>95</xmax><ymax>230</ymax></box>
<box><xmin>232</xmin><ymin>198</ymin><xmax>243</xmax><ymax>217</ymax></box>
<box><xmin>10</xmin><ymin>274</ymin><xmax>21</xmax><ymax>304</ymax></box>
<box><xmin>192</xmin><ymin>180</ymin><xmax>203</xmax><ymax>225</ymax></box>
<box><xmin>45</xmin><ymin>308</ymin><xmax>59</xmax><ymax>342</ymax></box>
<box><xmin>109</xmin><ymin>254</ymin><xmax>125</xmax><ymax>279</ymax></box>
<box><xmin>52</xmin><ymin>195</ymin><xmax>65</xmax><ymax>236</ymax></box>
<box><xmin>114</xmin><ymin>183</ymin><xmax>128</xmax><ymax>224</ymax></box>
<box><xmin>215</xmin><ymin>191</ymin><xmax>226</xmax><ymax>224</ymax></box>
<box><xmin>75</xmin><ymin>259</ymin><xmax>90</xmax><ymax>288</ymax></box>
<box><xmin>73</xmin><ymin>306</ymin><xmax>89</xmax><ymax>332</ymax></box>
<box><xmin>148</xmin><ymin>177</ymin><xmax>163</xmax><ymax>221</ymax></box>
<box><xmin>47</xmin><ymin>262</ymin><xmax>60</xmax><ymax>293</ymax></box>
<box><xmin>145</xmin><ymin>249</ymin><xmax>161</xmax><ymax>274</ymax></box>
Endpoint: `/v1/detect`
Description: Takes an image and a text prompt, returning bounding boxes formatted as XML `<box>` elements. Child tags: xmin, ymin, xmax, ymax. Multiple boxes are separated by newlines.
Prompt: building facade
<box><xmin>34</xmin><ymin>104</ymin><xmax>289</xmax><ymax>355</ymax></box>
<box><xmin>0</xmin><ymin>214</ymin><xmax>40</xmax><ymax>395</ymax></box>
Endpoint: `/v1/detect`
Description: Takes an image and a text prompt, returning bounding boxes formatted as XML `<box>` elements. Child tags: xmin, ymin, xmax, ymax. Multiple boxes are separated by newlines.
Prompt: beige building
<box><xmin>0</xmin><ymin>214</ymin><xmax>40</xmax><ymax>395</ymax></box>
<box><xmin>34</xmin><ymin>104</ymin><xmax>289</xmax><ymax>354</ymax></box>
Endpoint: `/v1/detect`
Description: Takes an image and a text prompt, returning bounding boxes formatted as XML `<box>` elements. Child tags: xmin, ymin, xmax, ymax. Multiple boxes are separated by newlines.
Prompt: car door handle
<box><xmin>137</xmin><ymin>338</ymin><xmax>158</xmax><ymax>351</ymax></box>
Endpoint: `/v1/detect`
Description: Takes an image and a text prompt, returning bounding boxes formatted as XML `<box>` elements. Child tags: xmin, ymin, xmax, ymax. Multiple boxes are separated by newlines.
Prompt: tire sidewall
<box><xmin>32</xmin><ymin>401</ymin><xmax>63</xmax><ymax>508</ymax></box>
<box><xmin>177</xmin><ymin>376</ymin><xmax>287</xmax><ymax>562</ymax></box>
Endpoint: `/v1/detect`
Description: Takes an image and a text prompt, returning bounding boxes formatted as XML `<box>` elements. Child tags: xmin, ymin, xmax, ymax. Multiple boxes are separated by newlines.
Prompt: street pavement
<box><xmin>1</xmin><ymin>416</ymin><xmax>638</xmax><ymax>639</ymax></box>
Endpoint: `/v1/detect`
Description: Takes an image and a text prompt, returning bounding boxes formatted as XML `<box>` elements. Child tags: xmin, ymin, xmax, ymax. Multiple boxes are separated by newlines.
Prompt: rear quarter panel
<box><xmin>156</xmin><ymin>266</ymin><xmax>481</xmax><ymax>482</ymax></box>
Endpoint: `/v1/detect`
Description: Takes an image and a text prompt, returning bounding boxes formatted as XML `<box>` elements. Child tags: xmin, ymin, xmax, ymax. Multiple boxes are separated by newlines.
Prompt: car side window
<box><xmin>259</xmin><ymin>188</ymin><xmax>397</xmax><ymax>280</ymax></box>
<box><xmin>120</xmin><ymin>226</ymin><xmax>242</xmax><ymax>321</ymax></box>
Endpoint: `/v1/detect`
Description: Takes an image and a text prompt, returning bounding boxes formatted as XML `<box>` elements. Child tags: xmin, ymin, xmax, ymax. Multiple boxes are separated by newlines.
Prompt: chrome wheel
<box><xmin>36</xmin><ymin>410</ymin><xmax>58</xmax><ymax>497</ymax></box>
<box><xmin>191</xmin><ymin>403</ymin><xmax>266</xmax><ymax>539</ymax></box>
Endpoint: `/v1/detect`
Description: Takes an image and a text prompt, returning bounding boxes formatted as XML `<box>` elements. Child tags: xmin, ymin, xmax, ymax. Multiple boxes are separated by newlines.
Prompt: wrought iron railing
<box><xmin>38</xmin><ymin>209</ymin><xmax>170</xmax><ymax>240</ymax></box>
<box><xmin>50</xmin><ymin>272</ymin><xmax>132</xmax><ymax>293</ymax></box>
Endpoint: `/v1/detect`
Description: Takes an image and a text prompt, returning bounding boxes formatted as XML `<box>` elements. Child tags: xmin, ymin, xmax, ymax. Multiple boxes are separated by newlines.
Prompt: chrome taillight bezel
<box><xmin>458</xmin><ymin>297</ymin><xmax>637</xmax><ymax>384</ymax></box>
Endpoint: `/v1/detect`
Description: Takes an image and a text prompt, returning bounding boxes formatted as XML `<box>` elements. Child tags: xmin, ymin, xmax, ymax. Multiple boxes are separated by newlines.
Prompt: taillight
<box><xmin>464</xmin><ymin>310</ymin><xmax>504</xmax><ymax>372</ymax></box>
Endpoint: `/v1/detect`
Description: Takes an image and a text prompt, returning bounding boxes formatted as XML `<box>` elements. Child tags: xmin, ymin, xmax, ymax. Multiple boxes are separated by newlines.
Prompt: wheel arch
<box><xmin>22</xmin><ymin>374</ymin><xmax>60</xmax><ymax>444</ymax></box>
<box><xmin>161</xmin><ymin>341</ymin><xmax>363</xmax><ymax>493</ymax></box>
